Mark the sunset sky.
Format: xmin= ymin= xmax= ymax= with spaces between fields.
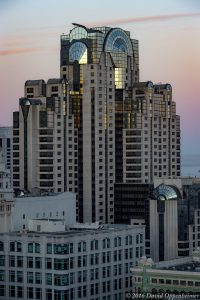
xmin=0 ymin=0 xmax=200 ymax=155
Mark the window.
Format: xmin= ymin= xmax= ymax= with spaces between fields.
xmin=27 ymin=272 xmax=34 ymax=284
xmin=78 ymin=241 xmax=86 ymax=252
xmin=0 ymin=285 xmax=5 ymax=297
xmin=27 ymin=287 xmax=34 ymax=299
xmin=9 ymin=285 xmax=15 ymax=298
xmin=35 ymin=243 xmax=40 ymax=253
xmin=17 ymin=271 xmax=23 ymax=283
xmin=10 ymin=242 xmax=15 ymax=252
xmin=91 ymin=240 xmax=98 ymax=251
xmin=17 ymin=286 xmax=23 ymax=298
xmin=46 ymin=273 xmax=52 ymax=285
xmin=35 ymin=272 xmax=42 ymax=284
xmin=54 ymin=243 xmax=73 ymax=254
xmin=27 ymin=257 xmax=33 ymax=268
xmin=9 ymin=256 xmax=15 ymax=267
xmin=28 ymin=243 xmax=33 ymax=253
xmin=114 ymin=237 xmax=122 ymax=247
xmin=35 ymin=257 xmax=42 ymax=269
xmin=16 ymin=242 xmax=22 ymax=252
xmin=47 ymin=244 xmax=52 ymax=254
xmin=54 ymin=258 xmax=68 ymax=270
xmin=46 ymin=258 xmax=52 ymax=269
xmin=35 ymin=288 xmax=42 ymax=300
xmin=46 ymin=289 xmax=52 ymax=300
xmin=0 ymin=270 xmax=5 ymax=281
xmin=0 ymin=242 xmax=3 ymax=252
xmin=102 ymin=238 xmax=110 ymax=249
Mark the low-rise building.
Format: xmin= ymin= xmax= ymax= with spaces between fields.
xmin=12 ymin=192 xmax=76 ymax=231
xmin=131 ymin=249 xmax=200 ymax=298
xmin=0 ymin=192 xmax=76 ymax=233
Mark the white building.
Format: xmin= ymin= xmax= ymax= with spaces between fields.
xmin=0 ymin=222 xmax=145 ymax=300
xmin=12 ymin=192 xmax=76 ymax=231
xmin=0 ymin=192 xmax=75 ymax=233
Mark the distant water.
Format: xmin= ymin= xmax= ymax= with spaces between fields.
xmin=181 ymin=154 xmax=200 ymax=177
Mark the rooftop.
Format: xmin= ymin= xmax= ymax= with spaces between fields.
xmin=0 ymin=224 xmax=144 ymax=238
xmin=157 ymin=261 xmax=200 ymax=272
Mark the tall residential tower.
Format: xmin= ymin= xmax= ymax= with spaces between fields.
xmin=12 ymin=24 xmax=180 ymax=223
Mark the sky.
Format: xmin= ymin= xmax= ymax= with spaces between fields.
xmin=0 ymin=0 xmax=200 ymax=155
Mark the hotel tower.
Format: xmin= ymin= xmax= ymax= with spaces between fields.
xmin=12 ymin=24 xmax=180 ymax=223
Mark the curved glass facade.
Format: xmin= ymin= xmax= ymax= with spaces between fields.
xmin=152 ymin=184 xmax=179 ymax=201
xmin=69 ymin=42 xmax=88 ymax=64
xmin=70 ymin=27 xmax=88 ymax=42
xmin=104 ymin=28 xmax=133 ymax=55
xmin=104 ymin=28 xmax=134 ymax=89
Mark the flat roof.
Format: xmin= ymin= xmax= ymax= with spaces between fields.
xmin=160 ymin=262 xmax=200 ymax=272
xmin=0 ymin=224 xmax=144 ymax=238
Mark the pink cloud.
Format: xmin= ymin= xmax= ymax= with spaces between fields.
xmin=0 ymin=47 xmax=41 ymax=56
xmin=86 ymin=12 xmax=200 ymax=27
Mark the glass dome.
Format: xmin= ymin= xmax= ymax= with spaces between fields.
xmin=152 ymin=184 xmax=179 ymax=201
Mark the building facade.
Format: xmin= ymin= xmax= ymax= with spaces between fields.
xmin=0 ymin=223 xmax=145 ymax=300
xmin=114 ymin=178 xmax=200 ymax=262
xmin=123 ymin=82 xmax=181 ymax=183
xmin=0 ymin=126 xmax=12 ymax=170
xmin=13 ymin=80 xmax=67 ymax=195
xmin=149 ymin=178 xmax=200 ymax=262
xmin=0 ymin=191 xmax=76 ymax=233
xmin=131 ymin=253 xmax=200 ymax=297
xmin=0 ymin=148 xmax=13 ymax=201
xmin=114 ymin=183 xmax=152 ymax=224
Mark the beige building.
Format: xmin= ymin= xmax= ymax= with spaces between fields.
xmin=12 ymin=24 xmax=180 ymax=224
xmin=123 ymin=82 xmax=181 ymax=184
xmin=131 ymin=251 xmax=200 ymax=297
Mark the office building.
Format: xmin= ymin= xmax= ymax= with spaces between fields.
xmin=0 ymin=204 xmax=145 ymax=300
xmin=131 ymin=251 xmax=200 ymax=297
xmin=114 ymin=183 xmax=152 ymax=224
xmin=13 ymin=24 xmax=180 ymax=223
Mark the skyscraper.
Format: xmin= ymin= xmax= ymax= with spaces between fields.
xmin=60 ymin=25 xmax=140 ymax=223
xmin=13 ymin=24 xmax=180 ymax=223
